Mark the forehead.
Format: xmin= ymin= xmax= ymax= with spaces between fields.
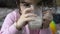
xmin=20 ymin=0 xmax=41 ymax=4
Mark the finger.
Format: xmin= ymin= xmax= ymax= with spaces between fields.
xmin=22 ymin=8 xmax=33 ymax=14
xmin=24 ymin=13 xmax=37 ymax=18
xmin=25 ymin=17 xmax=36 ymax=22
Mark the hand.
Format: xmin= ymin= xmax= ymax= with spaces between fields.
xmin=42 ymin=10 xmax=53 ymax=29
xmin=16 ymin=8 xmax=37 ymax=30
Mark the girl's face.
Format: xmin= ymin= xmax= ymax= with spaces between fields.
xmin=20 ymin=0 xmax=42 ymax=12
xmin=20 ymin=0 xmax=53 ymax=28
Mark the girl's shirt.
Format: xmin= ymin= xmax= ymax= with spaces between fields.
xmin=0 ymin=9 xmax=51 ymax=34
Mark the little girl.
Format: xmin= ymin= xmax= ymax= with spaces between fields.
xmin=0 ymin=0 xmax=55 ymax=34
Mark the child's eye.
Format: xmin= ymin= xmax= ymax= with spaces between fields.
xmin=21 ymin=2 xmax=31 ymax=7
xmin=24 ymin=3 xmax=30 ymax=7
xmin=21 ymin=2 xmax=30 ymax=7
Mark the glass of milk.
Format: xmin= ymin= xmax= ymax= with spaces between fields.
xmin=28 ymin=7 xmax=43 ymax=29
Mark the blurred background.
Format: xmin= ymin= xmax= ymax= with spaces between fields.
xmin=0 ymin=0 xmax=60 ymax=29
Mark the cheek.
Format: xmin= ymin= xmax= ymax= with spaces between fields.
xmin=21 ymin=9 xmax=26 ymax=14
xmin=21 ymin=7 xmax=26 ymax=11
xmin=20 ymin=7 xmax=27 ymax=13
xmin=20 ymin=5 xmax=26 ymax=11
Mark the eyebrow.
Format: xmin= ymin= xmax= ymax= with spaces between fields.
xmin=20 ymin=0 xmax=42 ymax=5
xmin=20 ymin=0 xmax=24 ymax=3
